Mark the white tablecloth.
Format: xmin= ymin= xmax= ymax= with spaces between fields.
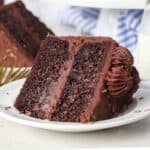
xmin=0 ymin=117 xmax=150 ymax=149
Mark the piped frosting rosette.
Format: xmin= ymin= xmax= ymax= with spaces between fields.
xmin=106 ymin=46 xmax=134 ymax=97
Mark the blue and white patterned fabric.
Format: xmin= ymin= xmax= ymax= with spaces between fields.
xmin=116 ymin=10 xmax=143 ymax=52
xmin=60 ymin=7 xmax=143 ymax=53
xmin=60 ymin=7 xmax=99 ymax=35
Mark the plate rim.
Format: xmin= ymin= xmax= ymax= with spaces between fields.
xmin=0 ymin=79 xmax=150 ymax=132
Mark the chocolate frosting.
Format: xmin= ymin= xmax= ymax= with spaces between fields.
xmin=106 ymin=46 xmax=134 ymax=97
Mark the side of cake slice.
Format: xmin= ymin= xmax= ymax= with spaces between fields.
xmin=0 ymin=1 xmax=54 ymax=66
xmin=15 ymin=36 xmax=140 ymax=123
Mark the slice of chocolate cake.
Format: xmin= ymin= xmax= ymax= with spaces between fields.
xmin=0 ymin=1 xmax=54 ymax=66
xmin=15 ymin=36 xmax=140 ymax=123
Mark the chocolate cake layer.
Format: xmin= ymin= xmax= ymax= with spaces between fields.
xmin=0 ymin=1 xmax=54 ymax=66
xmin=4 ymin=1 xmax=54 ymax=44
xmin=0 ymin=10 xmax=38 ymax=58
xmin=15 ymin=36 xmax=140 ymax=123
xmin=51 ymin=41 xmax=115 ymax=122
xmin=15 ymin=37 xmax=74 ymax=118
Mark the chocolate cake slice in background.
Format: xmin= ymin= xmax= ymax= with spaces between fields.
xmin=15 ymin=36 xmax=140 ymax=123
xmin=0 ymin=1 xmax=54 ymax=67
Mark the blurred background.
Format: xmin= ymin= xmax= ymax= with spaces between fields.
xmin=3 ymin=0 xmax=150 ymax=79
xmin=5 ymin=0 xmax=78 ymax=36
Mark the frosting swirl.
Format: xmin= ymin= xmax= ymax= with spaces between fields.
xmin=106 ymin=46 xmax=134 ymax=97
xmin=112 ymin=46 xmax=133 ymax=66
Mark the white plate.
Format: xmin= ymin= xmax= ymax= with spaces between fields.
xmin=0 ymin=79 xmax=150 ymax=132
